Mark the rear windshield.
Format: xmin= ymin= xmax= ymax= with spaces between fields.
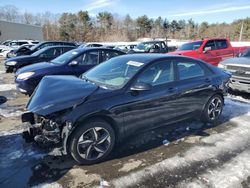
xmin=177 ymin=41 xmax=203 ymax=51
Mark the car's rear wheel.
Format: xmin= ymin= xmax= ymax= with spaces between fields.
xmin=68 ymin=119 xmax=115 ymax=165
xmin=202 ymin=94 xmax=223 ymax=123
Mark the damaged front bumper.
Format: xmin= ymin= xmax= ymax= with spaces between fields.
xmin=21 ymin=111 xmax=70 ymax=154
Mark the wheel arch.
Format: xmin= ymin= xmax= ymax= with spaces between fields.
xmin=202 ymin=92 xmax=224 ymax=112
xmin=69 ymin=113 xmax=122 ymax=144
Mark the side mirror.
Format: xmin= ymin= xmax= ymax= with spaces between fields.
xmin=203 ymin=47 xmax=211 ymax=53
xmin=68 ymin=60 xmax=78 ymax=66
xmin=130 ymin=82 xmax=152 ymax=91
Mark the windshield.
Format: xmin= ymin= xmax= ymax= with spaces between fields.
xmin=83 ymin=57 xmax=145 ymax=89
xmin=177 ymin=41 xmax=203 ymax=51
xmin=135 ymin=42 xmax=153 ymax=51
xmin=51 ymin=49 xmax=78 ymax=64
xmin=2 ymin=41 xmax=11 ymax=46
xmin=242 ymin=48 xmax=250 ymax=57
xmin=78 ymin=44 xmax=87 ymax=48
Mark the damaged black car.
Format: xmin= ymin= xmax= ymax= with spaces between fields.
xmin=22 ymin=54 xmax=231 ymax=165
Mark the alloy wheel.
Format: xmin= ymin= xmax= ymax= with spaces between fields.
xmin=76 ymin=127 xmax=111 ymax=161
xmin=207 ymin=97 xmax=222 ymax=120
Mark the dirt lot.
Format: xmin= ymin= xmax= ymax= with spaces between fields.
xmin=0 ymin=58 xmax=250 ymax=188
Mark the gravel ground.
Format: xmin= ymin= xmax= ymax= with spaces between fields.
xmin=0 ymin=58 xmax=250 ymax=188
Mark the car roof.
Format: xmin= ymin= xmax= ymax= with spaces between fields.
xmin=189 ymin=38 xmax=229 ymax=43
xmin=41 ymin=41 xmax=76 ymax=44
xmin=73 ymin=47 xmax=125 ymax=54
xmin=36 ymin=45 xmax=75 ymax=51
xmin=110 ymin=54 xmax=180 ymax=64
xmin=142 ymin=40 xmax=165 ymax=43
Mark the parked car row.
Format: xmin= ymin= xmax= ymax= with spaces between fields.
xmin=3 ymin=38 xmax=250 ymax=96
xmin=5 ymin=46 xmax=76 ymax=73
xmin=0 ymin=39 xmax=39 ymax=58
xmin=15 ymin=47 xmax=125 ymax=95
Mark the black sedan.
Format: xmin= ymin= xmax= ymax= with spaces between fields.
xmin=12 ymin=41 xmax=77 ymax=57
xmin=6 ymin=44 xmax=35 ymax=58
xmin=5 ymin=46 xmax=75 ymax=73
xmin=22 ymin=54 xmax=231 ymax=164
xmin=15 ymin=47 xmax=125 ymax=95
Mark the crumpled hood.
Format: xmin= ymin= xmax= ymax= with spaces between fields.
xmin=220 ymin=57 xmax=250 ymax=65
xmin=27 ymin=75 xmax=98 ymax=116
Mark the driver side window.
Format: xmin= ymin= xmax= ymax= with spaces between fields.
xmin=204 ymin=40 xmax=216 ymax=51
xmin=136 ymin=61 xmax=174 ymax=86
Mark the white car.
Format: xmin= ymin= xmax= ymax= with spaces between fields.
xmin=0 ymin=46 xmax=14 ymax=58
xmin=0 ymin=40 xmax=39 ymax=58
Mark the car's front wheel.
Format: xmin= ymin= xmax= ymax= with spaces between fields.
xmin=202 ymin=94 xmax=223 ymax=123
xmin=68 ymin=119 xmax=115 ymax=165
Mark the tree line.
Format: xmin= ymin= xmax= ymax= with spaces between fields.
xmin=1 ymin=5 xmax=250 ymax=42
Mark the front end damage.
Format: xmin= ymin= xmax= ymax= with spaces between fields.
xmin=22 ymin=110 xmax=72 ymax=154
xmin=21 ymin=75 xmax=100 ymax=154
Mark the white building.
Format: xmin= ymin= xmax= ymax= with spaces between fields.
xmin=0 ymin=20 xmax=43 ymax=42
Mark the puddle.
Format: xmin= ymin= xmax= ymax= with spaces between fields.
xmin=0 ymin=84 xmax=16 ymax=92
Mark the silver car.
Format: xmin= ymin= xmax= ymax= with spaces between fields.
xmin=218 ymin=48 xmax=250 ymax=93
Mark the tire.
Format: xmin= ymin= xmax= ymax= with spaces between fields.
xmin=13 ymin=67 xmax=17 ymax=73
xmin=68 ymin=119 xmax=115 ymax=165
xmin=201 ymin=94 xmax=224 ymax=123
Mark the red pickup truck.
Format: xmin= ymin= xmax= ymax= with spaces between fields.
xmin=170 ymin=38 xmax=248 ymax=66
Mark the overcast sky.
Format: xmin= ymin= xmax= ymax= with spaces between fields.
xmin=1 ymin=0 xmax=250 ymax=23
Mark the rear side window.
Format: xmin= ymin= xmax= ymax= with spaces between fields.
xmin=160 ymin=42 xmax=166 ymax=49
xmin=215 ymin=40 xmax=228 ymax=49
xmin=177 ymin=61 xmax=205 ymax=80
xmin=100 ymin=50 xmax=123 ymax=62
xmin=63 ymin=47 xmax=74 ymax=53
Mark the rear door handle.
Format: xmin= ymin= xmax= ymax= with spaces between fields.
xmin=205 ymin=78 xmax=211 ymax=83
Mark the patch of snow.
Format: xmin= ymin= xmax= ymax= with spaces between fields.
xmin=8 ymin=150 xmax=23 ymax=160
xmin=118 ymin=160 xmax=142 ymax=172
xmin=112 ymin=116 xmax=250 ymax=188
xmin=0 ymin=129 xmax=24 ymax=136
xmin=0 ymin=109 xmax=23 ymax=117
xmin=227 ymin=94 xmax=250 ymax=104
xmin=178 ymin=150 xmax=250 ymax=188
xmin=31 ymin=182 xmax=62 ymax=188
xmin=0 ymin=84 xmax=16 ymax=91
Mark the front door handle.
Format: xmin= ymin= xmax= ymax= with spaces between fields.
xmin=168 ymin=87 xmax=178 ymax=93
